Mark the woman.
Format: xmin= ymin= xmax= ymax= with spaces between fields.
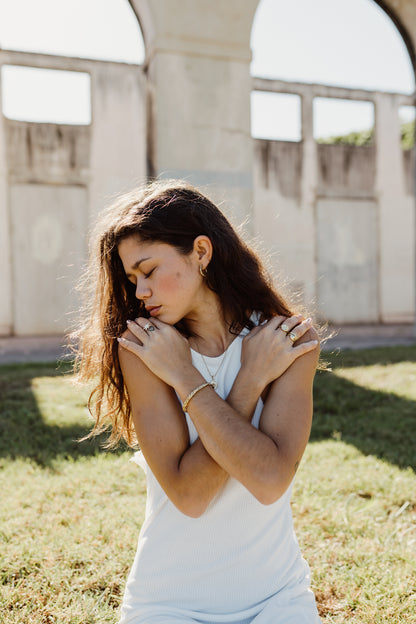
xmin=76 ymin=180 xmax=321 ymax=623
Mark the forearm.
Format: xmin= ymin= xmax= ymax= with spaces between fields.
xmin=175 ymin=367 xmax=264 ymax=514
xmin=175 ymin=369 xmax=283 ymax=505
xmin=184 ymin=391 xmax=280 ymax=504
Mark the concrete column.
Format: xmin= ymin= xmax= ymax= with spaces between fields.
xmin=89 ymin=62 xmax=147 ymax=222
xmin=0 ymin=65 xmax=13 ymax=335
xmin=375 ymin=91 xmax=415 ymax=322
xmin=133 ymin=0 xmax=259 ymax=230
xmin=300 ymin=92 xmax=318 ymax=308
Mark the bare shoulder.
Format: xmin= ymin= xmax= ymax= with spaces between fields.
xmin=275 ymin=324 xmax=320 ymax=390
xmin=118 ymin=329 xmax=151 ymax=382
xmin=118 ymin=329 xmax=179 ymax=411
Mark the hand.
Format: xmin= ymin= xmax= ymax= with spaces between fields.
xmin=118 ymin=317 xmax=194 ymax=388
xmin=241 ymin=315 xmax=318 ymax=390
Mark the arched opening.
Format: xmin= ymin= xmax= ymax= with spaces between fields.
xmin=0 ymin=0 xmax=145 ymax=125
xmin=250 ymin=0 xmax=416 ymax=326
xmin=0 ymin=0 xmax=145 ymax=63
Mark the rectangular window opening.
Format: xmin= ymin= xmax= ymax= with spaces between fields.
xmin=251 ymin=91 xmax=301 ymax=142
xmin=314 ymin=97 xmax=374 ymax=145
xmin=1 ymin=65 xmax=91 ymax=125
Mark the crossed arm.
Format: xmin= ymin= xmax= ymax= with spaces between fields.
xmin=119 ymin=316 xmax=319 ymax=517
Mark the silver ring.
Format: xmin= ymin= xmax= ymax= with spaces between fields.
xmin=280 ymin=323 xmax=290 ymax=333
xmin=143 ymin=323 xmax=155 ymax=332
xmin=288 ymin=331 xmax=297 ymax=343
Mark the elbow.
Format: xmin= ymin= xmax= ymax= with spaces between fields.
xmin=172 ymin=493 xmax=209 ymax=519
xmin=252 ymin=470 xmax=291 ymax=506
xmin=255 ymin=488 xmax=282 ymax=506
xmin=182 ymin=507 xmax=206 ymax=519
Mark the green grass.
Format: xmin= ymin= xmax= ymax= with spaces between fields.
xmin=1 ymin=347 xmax=415 ymax=623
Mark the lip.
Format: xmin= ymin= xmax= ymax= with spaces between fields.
xmin=146 ymin=305 xmax=161 ymax=316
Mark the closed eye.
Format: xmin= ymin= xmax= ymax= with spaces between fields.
xmin=144 ymin=268 xmax=155 ymax=279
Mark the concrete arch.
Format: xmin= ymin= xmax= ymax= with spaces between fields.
xmin=251 ymin=0 xmax=416 ymax=90
xmin=128 ymin=0 xmax=154 ymax=60
xmin=130 ymin=0 xmax=257 ymax=62
xmin=376 ymin=0 xmax=416 ymax=78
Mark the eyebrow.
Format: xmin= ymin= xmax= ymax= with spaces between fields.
xmin=126 ymin=256 xmax=151 ymax=278
xmin=131 ymin=257 xmax=151 ymax=271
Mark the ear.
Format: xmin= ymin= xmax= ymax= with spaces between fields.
xmin=192 ymin=235 xmax=213 ymax=269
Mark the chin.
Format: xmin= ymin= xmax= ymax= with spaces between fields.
xmin=162 ymin=311 xmax=186 ymax=327
xmin=154 ymin=311 xmax=175 ymax=325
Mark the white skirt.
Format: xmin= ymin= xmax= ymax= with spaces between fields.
xmin=119 ymin=584 xmax=321 ymax=624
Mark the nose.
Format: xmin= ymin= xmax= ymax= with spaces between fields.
xmin=135 ymin=279 xmax=151 ymax=300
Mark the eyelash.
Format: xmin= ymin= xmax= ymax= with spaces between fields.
xmin=144 ymin=268 xmax=154 ymax=279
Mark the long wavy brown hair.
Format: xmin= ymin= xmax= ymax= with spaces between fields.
xmin=73 ymin=180 xmax=296 ymax=448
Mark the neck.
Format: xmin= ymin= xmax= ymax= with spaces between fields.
xmin=184 ymin=295 xmax=233 ymax=357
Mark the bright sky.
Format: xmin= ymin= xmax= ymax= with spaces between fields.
xmin=0 ymin=0 xmax=414 ymax=140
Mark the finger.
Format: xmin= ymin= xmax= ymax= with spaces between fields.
xmin=245 ymin=315 xmax=286 ymax=340
xmin=136 ymin=318 xmax=157 ymax=333
xmin=117 ymin=336 xmax=143 ymax=355
xmin=295 ymin=318 xmax=314 ymax=339
xmin=292 ymin=339 xmax=319 ymax=356
xmin=277 ymin=314 xmax=304 ymax=334
xmin=146 ymin=317 xmax=165 ymax=330
xmin=266 ymin=316 xmax=288 ymax=331
xmin=120 ymin=328 xmax=139 ymax=342
xmin=285 ymin=317 xmax=313 ymax=343
xmin=126 ymin=319 xmax=149 ymax=339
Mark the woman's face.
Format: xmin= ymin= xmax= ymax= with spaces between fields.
xmin=117 ymin=236 xmax=207 ymax=325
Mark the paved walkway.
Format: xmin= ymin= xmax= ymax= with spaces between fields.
xmin=0 ymin=324 xmax=415 ymax=364
xmin=321 ymin=323 xmax=416 ymax=351
xmin=0 ymin=335 xmax=74 ymax=364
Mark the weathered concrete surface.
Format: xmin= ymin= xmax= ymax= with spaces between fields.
xmin=316 ymin=199 xmax=379 ymax=323
xmin=317 ymin=144 xmax=376 ymax=195
xmin=10 ymin=183 xmax=88 ymax=335
xmin=253 ymin=81 xmax=415 ymax=326
xmin=5 ymin=121 xmax=90 ymax=185
xmin=374 ymin=91 xmax=415 ymax=323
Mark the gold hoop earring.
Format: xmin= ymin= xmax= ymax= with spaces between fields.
xmin=199 ymin=265 xmax=207 ymax=278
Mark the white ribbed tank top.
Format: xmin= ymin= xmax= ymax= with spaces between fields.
xmin=119 ymin=324 xmax=320 ymax=624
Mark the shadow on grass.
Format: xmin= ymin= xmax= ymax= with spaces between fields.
xmin=1 ymin=347 xmax=415 ymax=471
xmin=0 ymin=360 xmax=129 ymax=467
xmin=312 ymin=346 xmax=416 ymax=470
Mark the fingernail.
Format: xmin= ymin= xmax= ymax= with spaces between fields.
xmin=126 ymin=319 xmax=131 ymax=324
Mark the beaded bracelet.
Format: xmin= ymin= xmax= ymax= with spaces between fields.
xmin=182 ymin=381 xmax=216 ymax=412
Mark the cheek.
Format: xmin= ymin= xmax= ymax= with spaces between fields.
xmin=158 ymin=268 xmax=195 ymax=297
xmin=158 ymin=271 xmax=184 ymax=294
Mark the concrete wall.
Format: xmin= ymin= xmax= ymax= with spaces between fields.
xmin=253 ymin=79 xmax=415 ymax=324
xmin=0 ymin=50 xmax=147 ymax=335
